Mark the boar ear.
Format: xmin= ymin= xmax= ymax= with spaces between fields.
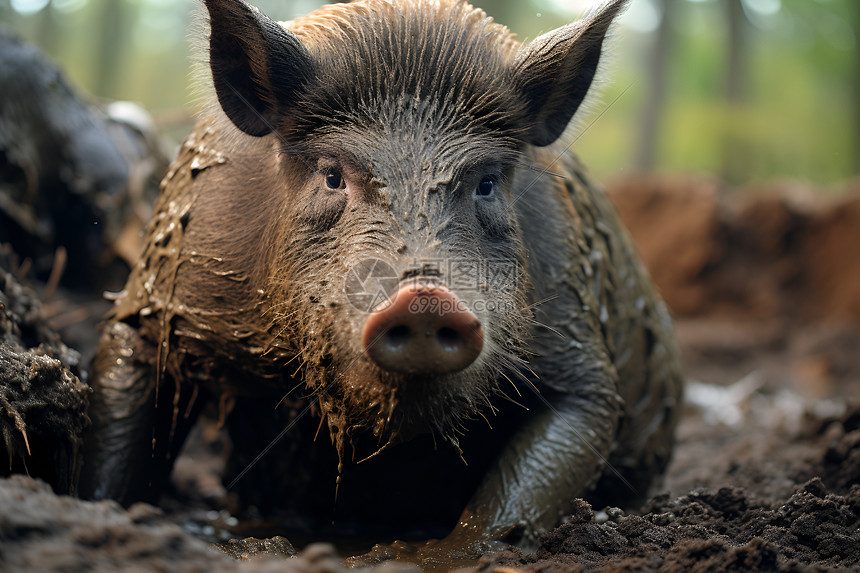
xmin=204 ymin=0 xmax=313 ymax=136
xmin=513 ymin=0 xmax=627 ymax=147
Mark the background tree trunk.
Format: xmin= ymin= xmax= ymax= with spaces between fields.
xmin=34 ymin=1 xmax=61 ymax=60
xmin=851 ymin=1 xmax=860 ymax=175
xmin=92 ymin=0 xmax=133 ymax=99
xmin=635 ymin=0 xmax=674 ymax=171
xmin=721 ymin=0 xmax=749 ymax=182
xmin=724 ymin=0 xmax=747 ymax=104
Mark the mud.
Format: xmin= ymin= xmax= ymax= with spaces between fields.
xmin=475 ymin=409 xmax=860 ymax=572
xmin=2 ymin=177 xmax=860 ymax=571
xmin=3 ymin=396 xmax=857 ymax=572
xmin=0 ymin=28 xmax=166 ymax=291
xmin=608 ymin=174 xmax=860 ymax=322
xmin=2 ymin=473 xmax=375 ymax=573
xmin=0 ymin=268 xmax=89 ymax=494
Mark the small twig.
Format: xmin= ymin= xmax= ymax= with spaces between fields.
xmin=43 ymin=246 xmax=67 ymax=303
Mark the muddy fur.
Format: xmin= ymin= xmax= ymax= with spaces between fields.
xmin=81 ymin=0 xmax=681 ymax=552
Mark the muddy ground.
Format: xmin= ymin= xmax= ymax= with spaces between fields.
xmin=2 ymin=174 xmax=859 ymax=571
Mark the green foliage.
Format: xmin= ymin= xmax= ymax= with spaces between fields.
xmin=2 ymin=0 xmax=858 ymax=185
xmin=576 ymin=0 xmax=859 ymax=185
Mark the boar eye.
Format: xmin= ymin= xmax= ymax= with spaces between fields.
xmin=325 ymin=169 xmax=344 ymax=190
xmin=475 ymin=176 xmax=496 ymax=198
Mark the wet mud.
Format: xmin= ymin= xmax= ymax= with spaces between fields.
xmin=476 ymin=410 xmax=860 ymax=572
xmin=0 ymin=269 xmax=89 ymax=494
xmin=1 ymin=176 xmax=859 ymax=571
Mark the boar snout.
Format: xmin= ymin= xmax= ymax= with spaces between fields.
xmin=362 ymin=281 xmax=484 ymax=375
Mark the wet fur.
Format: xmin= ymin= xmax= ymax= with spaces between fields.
xmin=82 ymin=0 xmax=682 ymax=543
xmin=192 ymin=0 xmax=544 ymax=456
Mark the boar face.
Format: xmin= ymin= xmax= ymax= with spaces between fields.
xmin=202 ymin=0 xmax=624 ymax=457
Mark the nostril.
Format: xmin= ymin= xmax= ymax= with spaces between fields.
xmin=384 ymin=325 xmax=410 ymax=351
xmin=362 ymin=283 xmax=484 ymax=374
xmin=436 ymin=327 xmax=461 ymax=352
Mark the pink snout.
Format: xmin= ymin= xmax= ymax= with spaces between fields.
xmin=361 ymin=282 xmax=484 ymax=375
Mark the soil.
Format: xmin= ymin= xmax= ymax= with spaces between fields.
xmin=2 ymin=174 xmax=860 ymax=571
xmin=0 ymin=268 xmax=89 ymax=495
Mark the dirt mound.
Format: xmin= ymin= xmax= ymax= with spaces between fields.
xmin=478 ymin=482 xmax=859 ymax=572
xmin=0 ymin=475 xmax=234 ymax=573
xmin=0 ymin=28 xmax=165 ymax=291
xmin=607 ymin=174 xmax=860 ymax=322
xmin=475 ymin=407 xmax=860 ymax=572
xmin=0 ymin=268 xmax=89 ymax=494
xmin=4 ymin=403 xmax=857 ymax=572
xmin=0 ymin=474 xmax=425 ymax=572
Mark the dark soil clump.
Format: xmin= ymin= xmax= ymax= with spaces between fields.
xmin=0 ymin=269 xmax=89 ymax=494
xmin=476 ymin=408 xmax=860 ymax=572
xmin=477 ymin=481 xmax=859 ymax=572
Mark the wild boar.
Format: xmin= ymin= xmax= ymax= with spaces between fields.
xmin=81 ymin=0 xmax=682 ymax=560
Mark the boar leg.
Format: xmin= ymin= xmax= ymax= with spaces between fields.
xmin=354 ymin=368 xmax=622 ymax=566
xmin=80 ymin=321 xmax=202 ymax=504
xmin=457 ymin=381 xmax=622 ymax=549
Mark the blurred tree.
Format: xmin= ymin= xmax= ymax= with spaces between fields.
xmin=851 ymin=1 xmax=860 ymax=175
xmin=635 ymin=0 xmax=674 ymax=171
xmin=33 ymin=1 xmax=60 ymax=58
xmin=721 ymin=0 xmax=750 ymax=183
xmin=92 ymin=0 xmax=135 ymax=99
xmin=723 ymin=0 xmax=747 ymax=103
xmin=2 ymin=0 xmax=858 ymax=184
xmin=0 ymin=0 xmax=15 ymax=24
